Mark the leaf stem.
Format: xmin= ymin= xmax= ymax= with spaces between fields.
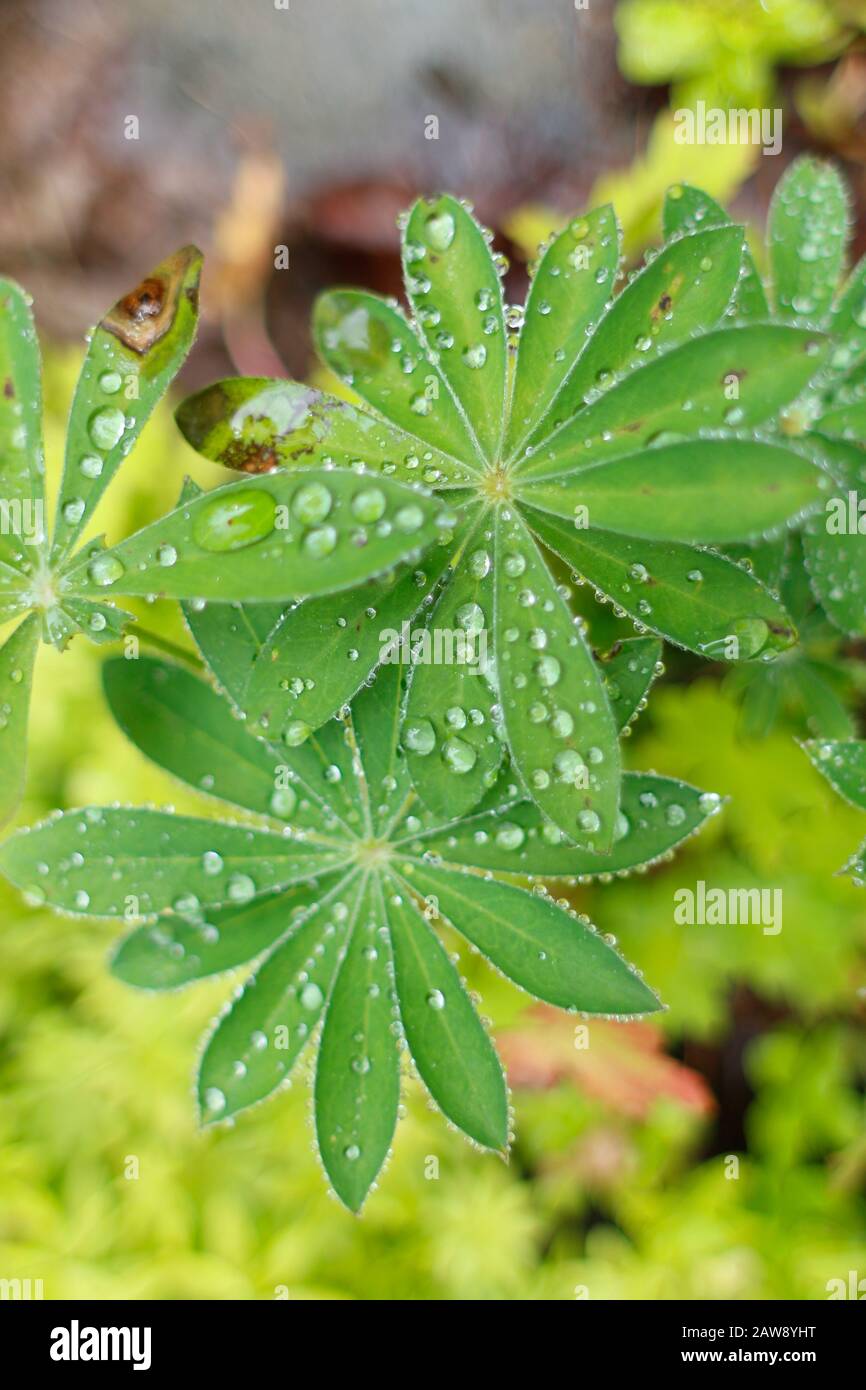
xmin=134 ymin=625 xmax=204 ymax=670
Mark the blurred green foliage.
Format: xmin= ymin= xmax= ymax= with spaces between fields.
xmin=0 ymin=354 xmax=864 ymax=1298
xmin=615 ymin=0 xmax=864 ymax=111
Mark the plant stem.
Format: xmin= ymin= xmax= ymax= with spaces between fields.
xmin=134 ymin=625 xmax=204 ymax=670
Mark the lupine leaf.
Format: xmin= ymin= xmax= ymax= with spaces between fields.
xmin=242 ymin=516 xmax=471 ymax=734
xmin=402 ymin=514 xmax=503 ymax=820
xmin=0 ymin=808 xmax=346 ymax=917
xmin=802 ymin=739 xmax=866 ymax=812
xmin=522 ymin=439 xmax=822 ymax=545
xmin=494 ymin=507 xmax=620 ymax=845
xmin=50 ymin=246 xmax=202 ymax=562
xmin=348 ymin=659 xmax=413 ymax=837
xmin=410 ymin=772 xmax=722 ymax=879
xmin=174 ymin=377 xmax=478 ymax=490
xmin=515 ymin=325 xmax=827 ymax=479
xmin=396 ymin=859 xmax=661 ymax=1015
xmin=768 ymin=157 xmax=848 ymax=326
xmin=0 ymin=279 xmax=46 ymax=567
xmin=403 ymin=194 xmax=507 ymax=463
xmin=504 ymin=204 xmax=621 ymax=458
xmin=526 ymin=507 xmax=797 ymax=661
xmin=198 ymin=874 xmax=360 ymax=1124
xmin=58 ymin=469 xmax=455 ymax=602
xmin=662 ymin=183 xmax=767 ymax=320
xmin=601 ymin=636 xmax=663 ymax=731
xmin=112 ymin=876 xmax=346 ymax=990
xmin=315 ymin=875 xmax=401 ymax=1211
xmin=0 ymin=614 xmax=40 ymax=826
xmin=802 ymin=441 xmax=866 ymax=636
xmin=521 ymin=224 xmax=745 ymax=450
xmin=102 ymin=654 xmax=334 ymax=831
xmin=384 ymin=876 xmax=508 ymax=1149
xmin=313 ymin=290 xmax=479 ymax=466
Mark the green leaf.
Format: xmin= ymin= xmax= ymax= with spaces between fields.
xmin=662 ymin=183 xmax=768 ymax=320
xmin=50 ymin=246 xmax=202 ymax=562
xmin=184 ymin=595 xmax=285 ymax=708
xmin=516 ymin=325 xmax=827 ymax=479
xmin=384 ymin=875 xmax=507 ymax=1149
xmin=410 ymin=772 xmax=722 ymax=879
xmin=601 ymin=636 xmax=663 ymax=731
xmin=522 ymin=439 xmax=822 ymax=545
xmin=0 ymin=279 xmax=46 ymax=566
xmin=396 ymin=859 xmax=662 ymax=1015
xmin=175 ymin=377 xmax=478 ymax=490
xmin=102 ymin=654 xmax=335 ymax=830
xmin=526 ymin=506 xmax=796 ymax=661
xmin=348 ymin=659 xmax=413 ymax=838
xmin=802 ymin=445 xmax=866 ymax=635
xmin=313 ymin=290 xmax=479 ymax=466
xmin=402 ymin=516 xmax=503 ymax=820
xmin=802 ymin=739 xmax=866 ymax=812
xmin=242 ymin=518 xmax=469 ymax=734
xmin=112 ymin=876 xmax=345 ymax=990
xmin=768 ymin=157 xmax=848 ymax=326
xmin=197 ymin=874 xmax=359 ymax=1123
xmin=315 ymin=876 xmax=400 ymax=1211
xmin=826 ymin=251 xmax=866 ymax=379
xmin=521 ymin=224 xmax=745 ymax=451
xmin=58 ymin=598 xmax=134 ymax=646
xmin=0 ymin=808 xmax=346 ymax=917
xmin=495 ymin=508 xmax=620 ymax=845
xmin=0 ymin=614 xmax=40 ymax=826
xmin=813 ymin=398 xmax=866 ymax=442
xmin=505 ymin=205 xmax=621 ymax=457
xmin=403 ymin=195 xmax=506 ymax=463
xmin=58 ymin=469 xmax=456 ymax=602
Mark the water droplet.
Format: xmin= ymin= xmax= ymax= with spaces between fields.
xmin=87 ymin=553 xmax=125 ymax=587
xmin=79 ymin=454 xmax=104 ymax=479
xmin=403 ymin=718 xmax=436 ymax=755
xmin=193 ymin=489 xmax=277 ymax=552
xmin=424 ymin=210 xmax=456 ymax=251
xmin=292 ymin=481 xmax=333 ymax=524
xmin=98 ymin=370 xmax=123 ymax=394
xmin=462 ymin=344 xmax=487 ymax=369
xmin=442 ymin=737 xmax=477 ymax=774
xmin=269 ymin=785 xmax=297 ymax=818
xmin=227 ymin=873 xmax=256 ymax=903
xmin=202 ymin=850 xmax=224 ymax=876
xmin=284 ymin=720 xmax=312 ymax=747
xmin=156 ymin=543 xmax=178 ymax=567
xmin=300 ymin=982 xmax=323 ymax=1010
xmin=88 ymin=406 xmax=125 ymax=451
xmin=303 ymin=524 xmax=338 ymax=558
xmin=426 ymin=988 xmax=446 ymax=1010
xmin=495 ymin=822 xmax=525 ymax=850
xmin=351 ymin=487 xmax=386 ymax=523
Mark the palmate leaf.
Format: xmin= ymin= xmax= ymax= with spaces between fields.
xmin=177 ymin=194 xmax=818 ymax=839
xmin=667 ymin=160 xmax=866 ymax=644
xmin=0 ymin=649 xmax=722 ymax=1211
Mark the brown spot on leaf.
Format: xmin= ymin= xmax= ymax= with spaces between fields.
xmin=102 ymin=245 xmax=201 ymax=355
xmin=3 ymin=378 xmax=13 ymax=398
